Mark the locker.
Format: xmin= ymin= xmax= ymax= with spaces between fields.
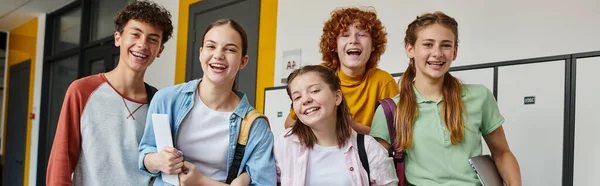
xmin=573 ymin=56 xmax=600 ymax=186
xmin=498 ymin=60 xmax=565 ymax=186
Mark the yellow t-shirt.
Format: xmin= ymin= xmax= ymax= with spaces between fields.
xmin=290 ymin=67 xmax=399 ymax=127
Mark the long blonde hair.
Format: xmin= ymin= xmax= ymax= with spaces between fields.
xmin=396 ymin=11 xmax=465 ymax=151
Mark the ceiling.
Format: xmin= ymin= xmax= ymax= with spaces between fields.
xmin=0 ymin=0 xmax=75 ymax=32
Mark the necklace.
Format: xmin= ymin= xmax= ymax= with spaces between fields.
xmin=122 ymin=97 xmax=145 ymax=120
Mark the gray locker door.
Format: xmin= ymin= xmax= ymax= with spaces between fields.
xmin=498 ymin=60 xmax=565 ymax=186
xmin=450 ymin=68 xmax=495 ymax=155
xmin=573 ymin=56 xmax=600 ymax=186
xmin=3 ymin=61 xmax=31 ymax=186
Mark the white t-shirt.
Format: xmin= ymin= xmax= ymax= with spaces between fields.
xmin=306 ymin=144 xmax=352 ymax=185
xmin=176 ymin=93 xmax=232 ymax=182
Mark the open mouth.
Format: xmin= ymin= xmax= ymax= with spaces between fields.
xmin=131 ymin=51 xmax=148 ymax=59
xmin=303 ymin=107 xmax=321 ymax=115
xmin=209 ymin=63 xmax=228 ymax=70
xmin=426 ymin=61 xmax=445 ymax=66
xmin=346 ymin=48 xmax=362 ymax=56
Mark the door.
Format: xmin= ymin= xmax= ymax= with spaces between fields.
xmin=186 ymin=0 xmax=260 ymax=106
xmin=3 ymin=60 xmax=31 ymax=186
xmin=497 ymin=61 xmax=565 ymax=186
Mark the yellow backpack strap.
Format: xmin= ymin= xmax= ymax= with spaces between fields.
xmin=237 ymin=109 xmax=270 ymax=146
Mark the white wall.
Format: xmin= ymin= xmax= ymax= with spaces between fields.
xmin=274 ymin=0 xmax=600 ymax=86
xmin=144 ymin=0 xmax=179 ymax=89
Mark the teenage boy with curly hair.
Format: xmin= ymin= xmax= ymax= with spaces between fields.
xmin=46 ymin=1 xmax=173 ymax=185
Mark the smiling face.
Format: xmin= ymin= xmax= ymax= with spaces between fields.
xmin=199 ymin=24 xmax=248 ymax=86
xmin=114 ymin=19 xmax=164 ymax=72
xmin=289 ymin=72 xmax=342 ymax=128
xmin=336 ymin=23 xmax=373 ymax=74
xmin=406 ymin=24 xmax=458 ymax=81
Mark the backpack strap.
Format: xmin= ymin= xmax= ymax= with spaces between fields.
xmin=225 ymin=109 xmax=269 ymax=184
xmin=378 ymin=98 xmax=397 ymax=149
xmin=377 ymin=98 xmax=408 ymax=185
xmin=144 ymin=83 xmax=158 ymax=103
xmin=357 ymin=134 xmax=371 ymax=186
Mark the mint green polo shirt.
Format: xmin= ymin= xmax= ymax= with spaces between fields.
xmin=370 ymin=84 xmax=504 ymax=186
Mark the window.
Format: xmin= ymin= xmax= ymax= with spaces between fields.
xmin=89 ymin=0 xmax=130 ymax=41
xmin=53 ymin=7 xmax=82 ymax=54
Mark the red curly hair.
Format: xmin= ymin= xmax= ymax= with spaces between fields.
xmin=320 ymin=7 xmax=387 ymax=71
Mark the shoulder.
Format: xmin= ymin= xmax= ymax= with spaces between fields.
xmin=363 ymin=134 xmax=386 ymax=152
xmin=66 ymin=74 xmax=106 ymax=99
xmin=249 ymin=114 xmax=270 ymax=131
xmin=152 ymin=79 xmax=200 ymax=102
xmin=462 ymin=84 xmax=493 ymax=98
xmin=274 ymin=129 xmax=300 ymax=152
xmin=367 ymin=68 xmax=396 ymax=82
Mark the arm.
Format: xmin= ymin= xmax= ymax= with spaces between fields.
xmin=143 ymin=147 xmax=184 ymax=174
xmin=46 ymin=86 xmax=83 ymax=186
xmin=178 ymin=162 xmax=251 ymax=186
xmin=231 ymin=173 xmax=251 ymax=186
xmin=138 ymin=92 xmax=183 ymax=175
xmin=284 ymin=113 xmax=295 ymax=129
xmin=243 ymin=118 xmax=277 ymax=186
xmin=374 ymin=138 xmax=390 ymax=151
xmin=352 ymin=121 xmax=371 ymax=134
xmin=483 ymin=126 xmax=521 ymax=186
xmin=366 ymin=136 xmax=399 ymax=186
xmin=380 ymin=76 xmax=400 ymax=99
xmin=369 ymin=105 xmax=393 ymax=152
xmin=478 ymin=85 xmax=521 ymax=185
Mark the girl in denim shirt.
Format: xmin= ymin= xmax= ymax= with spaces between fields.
xmin=138 ymin=19 xmax=275 ymax=186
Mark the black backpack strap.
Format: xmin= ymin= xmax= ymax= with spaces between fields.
xmin=226 ymin=143 xmax=247 ymax=184
xmin=357 ymin=134 xmax=371 ymax=185
xmin=144 ymin=83 xmax=158 ymax=103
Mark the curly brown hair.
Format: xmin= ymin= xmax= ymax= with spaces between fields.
xmin=320 ymin=7 xmax=387 ymax=71
xmin=114 ymin=0 xmax=173 ymax=45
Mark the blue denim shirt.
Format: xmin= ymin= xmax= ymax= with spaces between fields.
xmin=138 ymin=79 xmax=276 ymax=186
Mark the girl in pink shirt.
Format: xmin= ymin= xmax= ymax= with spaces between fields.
xmin=274 ymin=65 xmax=398 ymax=186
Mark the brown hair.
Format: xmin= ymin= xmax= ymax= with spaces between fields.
xmin=396 ymin=11 xmax=465 ymax=151
xmin=202 ymin=19 xmax=249 ymax=56
xmin=285 ymin=65 xmax=353 ymax=148
xmin=114 ymin=0 xmax=173 ymax=45
xmin=320 ymin=7 xmax=387 ymax=71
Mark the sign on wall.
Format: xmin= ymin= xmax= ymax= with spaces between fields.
xmin=281 ymin=49 xmax=302 ymax=83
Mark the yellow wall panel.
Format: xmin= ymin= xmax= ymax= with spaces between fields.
xmin=3 ymin=17 xmax=38 ymax=186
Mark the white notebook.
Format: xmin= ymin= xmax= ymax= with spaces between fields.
xmin=152 ymin=114 xmax=179 ymax=186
